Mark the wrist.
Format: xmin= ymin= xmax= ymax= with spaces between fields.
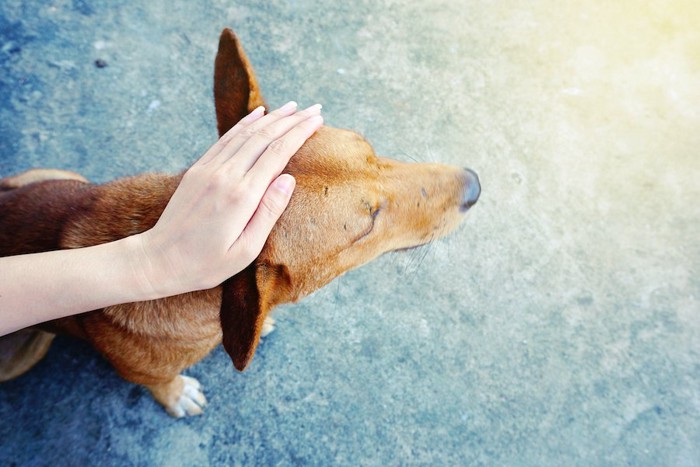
xmin=121 ymin=233 xmax=173 ymax=301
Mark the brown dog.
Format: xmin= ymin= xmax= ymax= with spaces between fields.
xmin=0 ymin=28 xmax=480 ymax=417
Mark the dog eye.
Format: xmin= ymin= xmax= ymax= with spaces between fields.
xmin=351 ymin=201 xmax=382 ymax=245
xmin=369 ymin=199 xmax=387 ymax=218
xmin=362 ymin=199 xmax=384 ymax=218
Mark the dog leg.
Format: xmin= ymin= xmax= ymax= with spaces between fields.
xmin=145 ymin=375 xmax=207 ymax=418
xmin=0 ymin=168 xmax=88 ymax=190
xmin=0 ymin=329 xmax=55 ymax=382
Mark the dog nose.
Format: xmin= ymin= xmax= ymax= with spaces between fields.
xmin=461 ymin=168 xmax=481 ymax=211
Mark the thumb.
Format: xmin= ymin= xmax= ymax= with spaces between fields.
xmin=231 ymin=174 xmax=296 ymax=261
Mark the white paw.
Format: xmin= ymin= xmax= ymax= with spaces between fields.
xmin=166 ymin=375 xmax=207 ymax=418
xmin=260 ymin=316 xmax=276 ymax=338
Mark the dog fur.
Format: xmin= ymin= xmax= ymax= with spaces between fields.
xmin=0 ymin=28 xmax=479 ymax=417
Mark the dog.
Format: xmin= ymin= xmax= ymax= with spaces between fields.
xmin=0 ymin=28 xmax=480 ymax=417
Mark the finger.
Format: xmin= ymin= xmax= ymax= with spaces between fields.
xmin=228 ymin=174 xmax=296 ymax=261
xmin=195 ymin=105 xmax=266 ymax=166
xmin=210 ymin=101 xmax=304 ymax=168
xmin=244 ymin=115 xmax=323 ymax=192
xmin=196 ymin=101 xmax=298 ymax=167
xmin=223 ymin=104 xmax=323 ymax=175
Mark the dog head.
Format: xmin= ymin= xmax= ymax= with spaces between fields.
xmin=215 ymin=29 xmax=480 ymax=370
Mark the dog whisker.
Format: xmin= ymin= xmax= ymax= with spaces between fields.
xmin=401 ymin=248 xmax=418 ymax=275
xmin=395 ymin=145 xmax=421 ymax=163
xmin=425 ymin=143 xmax=438 ymax=164
xmin=416 ymin=236 xmax=437 ymax=270
xmin=335 ymin=272 xmax=342 ymax=297
xmin=415 ymin=246 xmax=430 ymax=271
xmin=400 ymin=235 xmax=437 ymax=275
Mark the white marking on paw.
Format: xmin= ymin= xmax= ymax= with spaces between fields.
xmin=166 ymin=375 xmax=207 ymax=418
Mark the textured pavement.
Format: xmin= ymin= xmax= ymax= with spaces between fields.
xmin=1 ymin=1 xmax=699 ymax=465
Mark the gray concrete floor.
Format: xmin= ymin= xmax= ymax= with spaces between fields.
xmin=1 ymin=0 xmax=699 ymax=465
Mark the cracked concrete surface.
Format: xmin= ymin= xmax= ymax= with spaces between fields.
xmin=1 ymin=0 xmax=698 ymax=465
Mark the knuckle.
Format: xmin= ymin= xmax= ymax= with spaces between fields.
xmin=240 ymin=126 xmax=259 ymax=139
xmin=260 ymin=192 xmax=285 ymax=218
xmin=253 ymin=126 xmax=276 ymax=141
xmin=208 ymin=170 xmax=228 ymax=190
xmin=266 ymin=138 xmax=288 ymax=155
xmin=226 ymin=180 xmax=249 ymax=202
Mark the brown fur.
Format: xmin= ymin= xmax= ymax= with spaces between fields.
xmin=0 ymin=28 xmax=479 ymax=416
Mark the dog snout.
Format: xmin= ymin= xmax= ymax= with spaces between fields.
xmin=460 ymin=168 xmax=481 ymax=211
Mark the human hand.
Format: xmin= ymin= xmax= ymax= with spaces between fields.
xmin=135 ymin=101 xmax=323 ymax=299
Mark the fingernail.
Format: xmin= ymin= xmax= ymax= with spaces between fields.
xmin=279 ymin=101 xmax=297 ymax=112
xmin=250 ymin=106 xmax=265 ymax=117
xmin=274 ymin=174 xmax=295 ymax=196
xmin=304 ymin=103 xmax=323 ymax=113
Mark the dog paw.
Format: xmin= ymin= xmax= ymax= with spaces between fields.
xmin=261 ymin=316 xmax=276 ymax=338
xmin=161 ymin=375 xmax=208 ymax=418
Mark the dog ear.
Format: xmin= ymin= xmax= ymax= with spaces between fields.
xmin=214 ymin=28 xmax=267 ymax=137
xmin=220 ymin=262 xmax=292 ymax=371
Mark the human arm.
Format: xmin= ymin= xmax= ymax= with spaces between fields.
xmin=0 ymin=101 xmax=322 ymax=336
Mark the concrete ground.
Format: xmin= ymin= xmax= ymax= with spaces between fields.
xmin=1 ymin=0 xmax=698 ymax=465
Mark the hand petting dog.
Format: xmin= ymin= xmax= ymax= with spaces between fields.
xmin=0 ymin=28 xmax=478 ymax=416
xmin=0 ymin=102 xmax=322 ymax=337
xmin=136 ymin=101 xmax=323 ymax=299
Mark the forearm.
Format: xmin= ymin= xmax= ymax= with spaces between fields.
xmin=0 ymin=235 xmax=156 ymax=336
xmin=0 ymin=102 xmax=319 ymax=338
